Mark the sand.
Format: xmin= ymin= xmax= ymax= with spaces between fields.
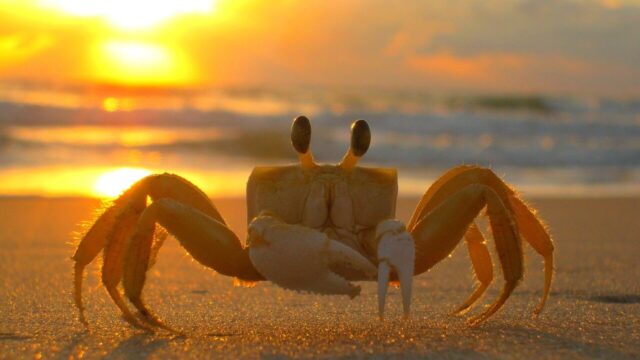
xmin=0 ymin=196 xmax=639 ymax=359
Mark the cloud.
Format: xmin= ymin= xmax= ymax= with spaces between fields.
xmin=405 ymin=50 xmax=640 ymax=95
xmin=0 ymin=0 xmax=639 ymax=96
xmin=599 ymin=0 xmax=640 ymax=9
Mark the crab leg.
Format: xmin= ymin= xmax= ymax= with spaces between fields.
xmin=407 ymin=166 xmax=496 ymax=316
xmin=509 ymin=196 xmax=554 ymax=315
xmin=73 ymin=204 xmax=120 ymax=328
xmin=415 ymin=167 xmax=554 ymax=316
xmin=123 ymin=198 xmax=257 ymax=332
xmin=101 ymin=206 xmax=155 ymax=331
xmin=408 ymin=165 xmax=477 ymax=231
xmin=453 ymin=223 xmax=493 ymax=315
xmin=470 ymin=170 xmax=554 ymax=315
xmin=411 ymin=182 xmax=523 ymax=325
xmin=467 ymin=187 xmax=523 ymax=326
xmin=73 ymin=173 xmax=263 ymax=331
xmin=72 ymin=190 xmax=146 ymax=329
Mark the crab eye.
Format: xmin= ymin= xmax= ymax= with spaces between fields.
xmin=350 ymin=119 xmax=371 ymax=157
xmin=291 ymin=115 xmax=312 ymax=154
xmin=291 ymin=115 xmax=318 ymax=169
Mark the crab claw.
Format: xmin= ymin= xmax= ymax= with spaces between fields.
xmin=377 ymin=260 xmax=391 ymax=319
xmin=376 ymin=220 xmax=415 ymax=319
xmin=248 ymin=212 xmax=377 ymax=298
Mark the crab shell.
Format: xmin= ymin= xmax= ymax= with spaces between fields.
xmin=245 ymin=164 xmax=398 ymax=295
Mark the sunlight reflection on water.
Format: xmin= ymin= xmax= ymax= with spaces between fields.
xmin=1 ymin=91 xmax=639 ymax=198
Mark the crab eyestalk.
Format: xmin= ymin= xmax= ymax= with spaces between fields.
xmin=291 ymin=115 xmax=317 ymax=169
xmin=339 ymin=119 xmax=370 ymax=170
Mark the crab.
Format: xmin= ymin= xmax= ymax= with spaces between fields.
xmin=72 ymin=116 xmax=554 ymax=332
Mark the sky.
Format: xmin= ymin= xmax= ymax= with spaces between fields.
xmin=1 ymin=0 xmax=639 ymax=97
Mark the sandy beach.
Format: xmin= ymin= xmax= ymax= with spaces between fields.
xmin=0 ymin=196 xmax=639 ymax=359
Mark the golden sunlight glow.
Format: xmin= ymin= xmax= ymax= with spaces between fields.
xmin=40 ymin=0 xmax=216 ymax=30
xmin=0 ymin=34 xmax=53 ymax=67
xmin=93 ymin=167 xmax=151 ymax=197
xmin=102 ymin=97 xmax=119 ymax=112
xmin=93 ymin=40 xmax=193 ymax=85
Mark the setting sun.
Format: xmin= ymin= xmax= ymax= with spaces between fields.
xmin=92 ymin=40 xmax=194 ymax=85
xmin=40 ymin=0 xmax=216 ymax=30
xmin=93 ymin=167 xmax=151 ymax=197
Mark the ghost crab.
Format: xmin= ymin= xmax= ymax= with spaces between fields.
xmin=72 ymin=116 xmax=554 ymax=332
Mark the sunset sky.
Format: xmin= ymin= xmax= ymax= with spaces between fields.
xmin=1 ymin=0 xmax=639 ymax=97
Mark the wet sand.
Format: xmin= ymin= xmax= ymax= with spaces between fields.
xmin=0 ymin=196 xmax=639 ymax=359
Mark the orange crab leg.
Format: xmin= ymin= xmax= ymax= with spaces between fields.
xmin=408 ymin=165 xmax=477 ymax=231
xmin=73 ymin=173 xmax=264 ymax=331
xmin=467 ymin=186 xmax=523 ymax=326
xmin=101 ymin=206 xmax=153 ymax=331
xmin=123 ymin=196 xmax=266 ymax=332
xmin=412 ymin=167 xmax=554 ymax=318
xmin=509 ymin=196 xmax=554 ymax=315
xmin=409 ymin=166 xmax=497 ymax=315
xmin=73 ymin=204 xmax=119 ymax=329
xmin=412 ymin=183 xmax=523 ymax=325
xmin=453 ymin=223 xmax=493 ymax=315
xmin=72 ymin=191 xmax=146 ymax=330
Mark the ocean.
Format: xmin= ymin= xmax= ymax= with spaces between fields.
xmin=1 ymin=87 xmax=639 ymax=197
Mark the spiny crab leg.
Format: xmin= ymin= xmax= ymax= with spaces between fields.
xmin=376 ymin=219 xmax=415 ymax=319
xmin=508 ymin=196 xmax=554 ymax=315
xmin=412 ymin=166 xmax=554 ymax=321
xmin=73 ymin=173 xmax=262 ymax=332
xmin=452 ymin=223 xmax=493 ymax=315
xmin=73 ymin=194 xmax=148 ymax=331
xmin=73 ymin=204 xmax=121 ymax=329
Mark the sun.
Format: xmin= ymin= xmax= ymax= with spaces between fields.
xmin=38 ymin=0 xmax=209 ymax=86
xmin=40 ymin=0 xmax=216 ymax=30
xmin=92 ymin=40 xmax=194 ymax=85
xmin=93 ymin=167 xmax=151 ymax=198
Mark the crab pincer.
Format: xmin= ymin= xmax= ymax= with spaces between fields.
xmin=247 ymin=212 xmax=377 ymax=298
xmin=376 ymin=220 xmax=415 ymax=319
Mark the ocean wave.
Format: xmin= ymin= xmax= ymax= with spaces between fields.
xmin=1 ymin=90 xmax=639 ymax=195
xmin=2 ymin=120 xmax=638 ymax=169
